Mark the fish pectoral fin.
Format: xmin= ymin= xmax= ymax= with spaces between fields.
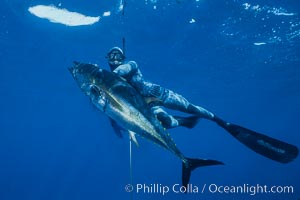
xmin=109 ymin=118 xmax=125 ymax=138
xmin=128 ymin=131 xmax=139 ymax=147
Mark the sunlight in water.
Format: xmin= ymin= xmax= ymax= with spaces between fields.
xmin=28 ymin=5 xmax=100 ymax=26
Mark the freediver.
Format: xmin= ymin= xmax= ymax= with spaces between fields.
xmin=105 ymin=47 xmax=220 ymax=128
xmin=69 ymin=47 xmax=298 ymax=163
xmin=102 ymin=46 xmax=298 ymax=163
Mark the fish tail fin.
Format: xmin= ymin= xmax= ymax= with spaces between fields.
xmin=182 ymin=158 xmax=224 ymax=189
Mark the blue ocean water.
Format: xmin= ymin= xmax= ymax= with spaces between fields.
xmin=1 ymin=0 xmax=299 ymax=200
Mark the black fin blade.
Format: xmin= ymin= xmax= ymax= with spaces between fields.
xmin=214 ymin=116 xmax=299 ymax=163
xmin=182 ymin=158 xmax=224 ymax=189
xmin=227 ymin=124 xmax=299 ymax=163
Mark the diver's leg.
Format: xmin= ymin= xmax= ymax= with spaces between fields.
xmin=162 ymin=89 xmax=215 ymax=119
xmin=152 ymin=106 xmax=179 ymax=129
xmin=143 ymin=82 xmax=214 ymax=120
xmin=152 ymin=106 xmax=201 ymax=129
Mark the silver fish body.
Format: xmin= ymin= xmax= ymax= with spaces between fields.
xmin=69 ymin=62 xmax=223 ymax=187
xmin=69 ymin=62 xmax=186 ymax=161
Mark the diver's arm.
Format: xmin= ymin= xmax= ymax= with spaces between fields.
xmin=113 ymin=61 xmax=138 ymax=76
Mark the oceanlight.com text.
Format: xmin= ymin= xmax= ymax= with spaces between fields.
xmin=124 ymin=183 xmax=294 ymax=196
xmin=206 ymin=183 xmax=294 ymax=196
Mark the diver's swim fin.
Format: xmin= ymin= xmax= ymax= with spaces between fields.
xmin=214 ymin=116 xmax=299 ymax=163
xmin=182 ymin=158 xmax=224 ymax=189
xmin=174 ymin=115 xmax=201 ymax=129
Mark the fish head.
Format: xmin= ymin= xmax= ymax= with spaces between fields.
xmin=69 ymin=62 xmax=103 ymax=93
xmin=69 ymin=62 xmax=108 ymax=112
